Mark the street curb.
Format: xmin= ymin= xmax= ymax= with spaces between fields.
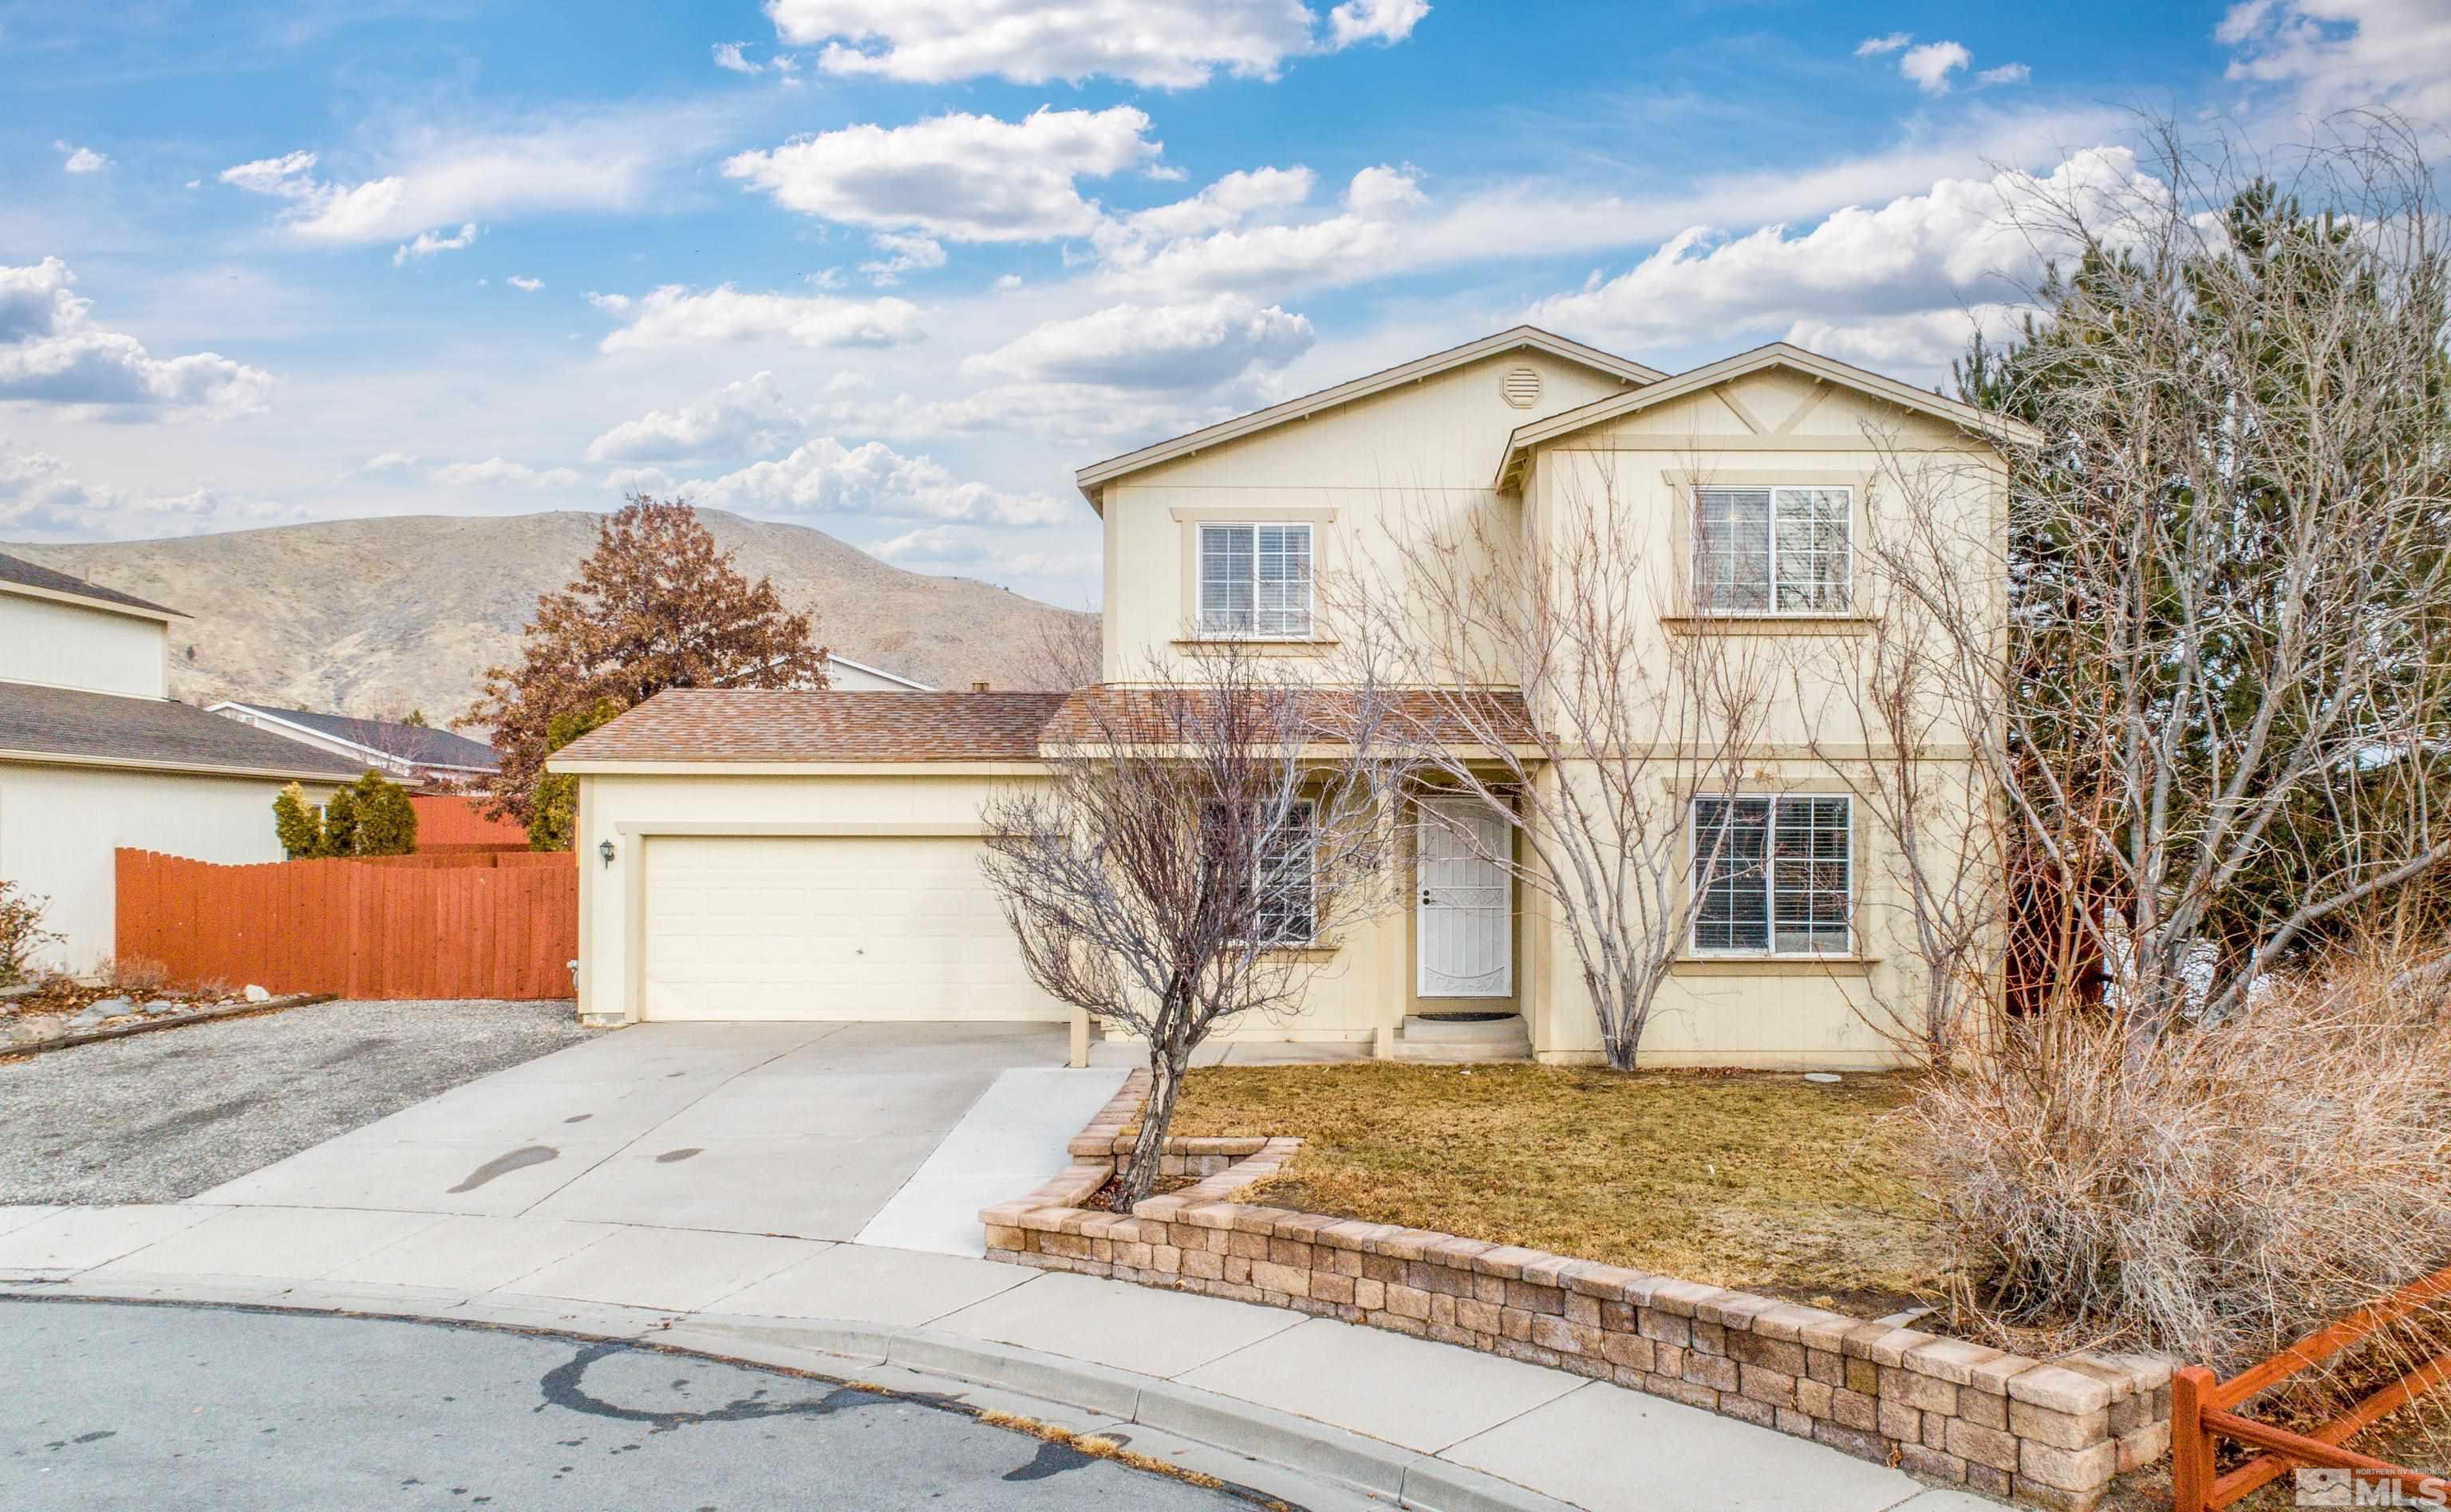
xmin=0 ymin=1278 xmax=1583 ymax=1512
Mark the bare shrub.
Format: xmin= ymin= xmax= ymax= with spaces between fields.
xmin=0 ymin=879 xmax=59 ymax=985
xmin=979 ymin=645 xmax=1408 ymax=1208
xmin=1907 ymin=949 xmax=2451 ymax=1393
xmin=94 ymin=955 xmax=172 ymax=995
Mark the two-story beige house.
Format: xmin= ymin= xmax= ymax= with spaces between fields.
xmin=554 ymin=327 xmax=2021 ymax=1067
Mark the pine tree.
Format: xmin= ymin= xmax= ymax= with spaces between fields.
xmin=272 ymin=783 xmax=326 ymax=859
xmin=528 ymin=698 xmax=621 ymax=852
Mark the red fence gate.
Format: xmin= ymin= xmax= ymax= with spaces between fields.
xmin=114 ymin=848 xmax=577 ymax=1000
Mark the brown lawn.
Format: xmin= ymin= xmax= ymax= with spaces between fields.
xmin=1166 ymin=1061 xmax=1948 ymax=1314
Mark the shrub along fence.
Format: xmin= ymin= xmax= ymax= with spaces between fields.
xmin=115 ymin=847 xmax=576 ymax=1000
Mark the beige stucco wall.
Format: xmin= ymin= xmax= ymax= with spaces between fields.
xmin=1098 ymin=349 xmax=1636 ymax=685
xmin=1503 ymin=369 xmax=2003 ymax=1068
xmin=567 ymin=356 xmax=2003 ymax=1069
xmin=0 ymin=760 xmax=324 ymax=975
xmin=0 ymin=593 xmax=168 ymax=699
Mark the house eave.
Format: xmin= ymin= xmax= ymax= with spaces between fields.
xmin=0 ymin=746 xmax=357 ymax=784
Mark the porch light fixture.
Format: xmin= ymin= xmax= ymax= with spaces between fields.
xmin=598 ymin=839 xmax=616 ymax=869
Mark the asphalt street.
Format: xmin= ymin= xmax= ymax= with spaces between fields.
xmin=0 ymin=1300 xmax=1266 ymax=1510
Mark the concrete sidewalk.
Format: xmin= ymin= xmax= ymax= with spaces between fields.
xmin=0 ymin=1024 xmax=2005 ymax=1510
xmin=0 ymin=1198 xmax=1997 ymax=1511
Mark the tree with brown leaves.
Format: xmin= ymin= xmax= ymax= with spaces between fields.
xmin=464 ymin=497 xmax=830 ymax=823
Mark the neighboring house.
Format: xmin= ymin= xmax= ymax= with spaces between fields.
xmin=553 ymin=327 xmax=2019 ymax=1068
xmin=0 ymin=551 xmax=361 ymax=975
xmin=207 ymin=701 xmax=498 ymax=789
xmin=825 ymin=654 xmax=932 ymax=691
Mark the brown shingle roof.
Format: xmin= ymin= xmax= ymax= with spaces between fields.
xmin=552 ymin=689 xmax=1072 ymax=764
xmin=0 ymin=681 xmax=364 ymax=777
xmin=0 ymin=550 xmax=183 ymax=618
xmin=1039 ymin=687 xmax=1537 ymax=747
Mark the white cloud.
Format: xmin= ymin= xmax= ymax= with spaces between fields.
xmin=859 ymin=232 xmax=946 ymax=286
xmin=724 ymin=108 xmax=1162 ymax=243
xmin=217 ymin=114 xmax=680 ymax=244
xmin=54 ymin=141 xmax=111 ymax=175
xmin=1975 ymin=62 xmax=2031 ymax=86
xmin=965 ymin=294 xmax=1314 ymax=389
xmin=712 ymin=41 xmax=760 ymax=73
xmin=1115 ymin=167 xmax=1316 ymax=240
xmin=0 ymin=440 xmax=306 ymax=539
xmin=1327 ymin=0 xmax=1429 ymax=47
xmin=594 ymin=284 xmax=925 ymax=353
xmin=1854 ymin=32 xmax=1912 ymax=56
xmin=585 ymin=372 xmax=805 ymax=462
xmin=765 ymin=0 xmax=1427 ymax=88
xmin=363 ymin=451 xmax=420 ymax=472
xmin=1524 ymin=148 xmax=2162 ymax=381
xmin=675 ymin=436 xmax=1073 ymax=527
xmin=507 ymin=274 xmax=543 ymax=292
xmin=392 ymin=223 xmax=479 ymax=266
xmin=866 ymin=523 xmax=1101 ymax=584
xmin=432 ymin=457 xmax=582 ymax=489
xmin=1093 ymin=164 xmax=1427 ymax=297
xmin=1900 ymin=40 xmax=1971 ymax=93
xmin=2218 ymin=0 xmax=2451 ymax=124
xmin=0 ymin=258 xmax=274 ymax=417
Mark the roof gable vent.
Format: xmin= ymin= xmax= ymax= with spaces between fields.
xmin=1500 ymin=365 xmax=1542 ymax=409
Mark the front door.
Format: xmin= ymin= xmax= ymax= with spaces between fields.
xmin=1416 ymin=798 xmax=1513 ymax=997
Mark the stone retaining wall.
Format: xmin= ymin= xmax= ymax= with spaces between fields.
xmin=981 ymin=1071 xmax=2170 ymax=1510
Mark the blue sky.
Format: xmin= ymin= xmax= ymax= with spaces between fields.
xmin=2 ymin=0 xmax=2445 ymax=609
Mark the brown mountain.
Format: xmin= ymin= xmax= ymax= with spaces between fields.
xmin=4 ymin=510 xmax=1093 ymax=727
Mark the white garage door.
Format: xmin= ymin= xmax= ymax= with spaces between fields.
xmin=641 ymin=834 xmax=1065 ymax=1021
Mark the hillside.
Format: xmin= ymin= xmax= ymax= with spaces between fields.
xmin=4 ymin=510 xmax=1094 ymax=727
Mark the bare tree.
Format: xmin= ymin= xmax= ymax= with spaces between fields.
xmin=978 ymin=648 xmax=1406 ymax=1207
xmin=1328 ymin=467 xmax=1776 ymax=1069
xmin=1920 ymin=114 xmax=2451 ymax=1032
xmin=1786 ymin=454 xmax=2013 ymax=1069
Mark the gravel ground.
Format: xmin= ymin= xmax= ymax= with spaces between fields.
xmin=0 ymin=998 xmax=590 ymax=1205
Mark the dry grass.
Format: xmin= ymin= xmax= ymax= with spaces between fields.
xmin=1167 ymin=1062 xmax=1946 ymax=1310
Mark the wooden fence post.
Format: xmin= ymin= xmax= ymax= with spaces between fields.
xmin=2171 ymin=1365 xmax=2217 ymax=1512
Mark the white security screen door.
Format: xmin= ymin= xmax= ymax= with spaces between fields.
xmin=1417 ymin=798 xmax=1512 ymax=997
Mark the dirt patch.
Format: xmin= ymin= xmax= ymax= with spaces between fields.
xmin=1167 ymin=1061 xmax=1944 ymax=1308
xmin=1090 ymin=1172 xmax=1199 ymax=1210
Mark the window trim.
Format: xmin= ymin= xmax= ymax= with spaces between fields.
xmin=1194 ymin=520 xmax=1316 ymax=641
xmin=1688 ymin=484 xmax=1855 ymax=618
xmin=1688 ymin=793 xmax=1855 ymax=958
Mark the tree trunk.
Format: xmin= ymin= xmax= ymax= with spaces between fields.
xmin=1114 ymin=1049 xmax=1186 ymax=1211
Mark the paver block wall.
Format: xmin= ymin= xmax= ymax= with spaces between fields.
xmin=982 ymin=1072 xmax=2171 ymax=1511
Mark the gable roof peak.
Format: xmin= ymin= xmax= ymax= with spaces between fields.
xmin=1074 ymin=324 xmax=1666 ymax=511
xmin=1494 ymin=339 xmax=2042 ymax=489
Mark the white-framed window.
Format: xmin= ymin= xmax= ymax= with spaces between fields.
xmin=1206 ymin=799 xmax=1319 ymax=945
xmin=1691 ymin=795 xmax=1853 ymax=955
xmin=1691 ymin=487 xmax=1852 ymax=614
xmin=1198 ymin=522 xmax=1312 ymax=638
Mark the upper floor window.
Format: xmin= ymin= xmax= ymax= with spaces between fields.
xmin=1198 ymin=523 xmax=1312 ymax=638
xmin=1691 ymin=795 xmax=1853 ymax=955
xmin=1692 ymin=487 xmax=1851 ymax=614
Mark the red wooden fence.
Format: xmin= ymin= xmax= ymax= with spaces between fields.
xmin=2172 ymin=1262 xmax=2451 ymax=1510
xmin=408 ymin=794 xmax=530 ymax=855
xmin=115 ymin=847 xmax=577 ymax=1000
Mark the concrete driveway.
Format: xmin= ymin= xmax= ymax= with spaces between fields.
xmin=193 ymin=1021 xmax=1128 ymax=1246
